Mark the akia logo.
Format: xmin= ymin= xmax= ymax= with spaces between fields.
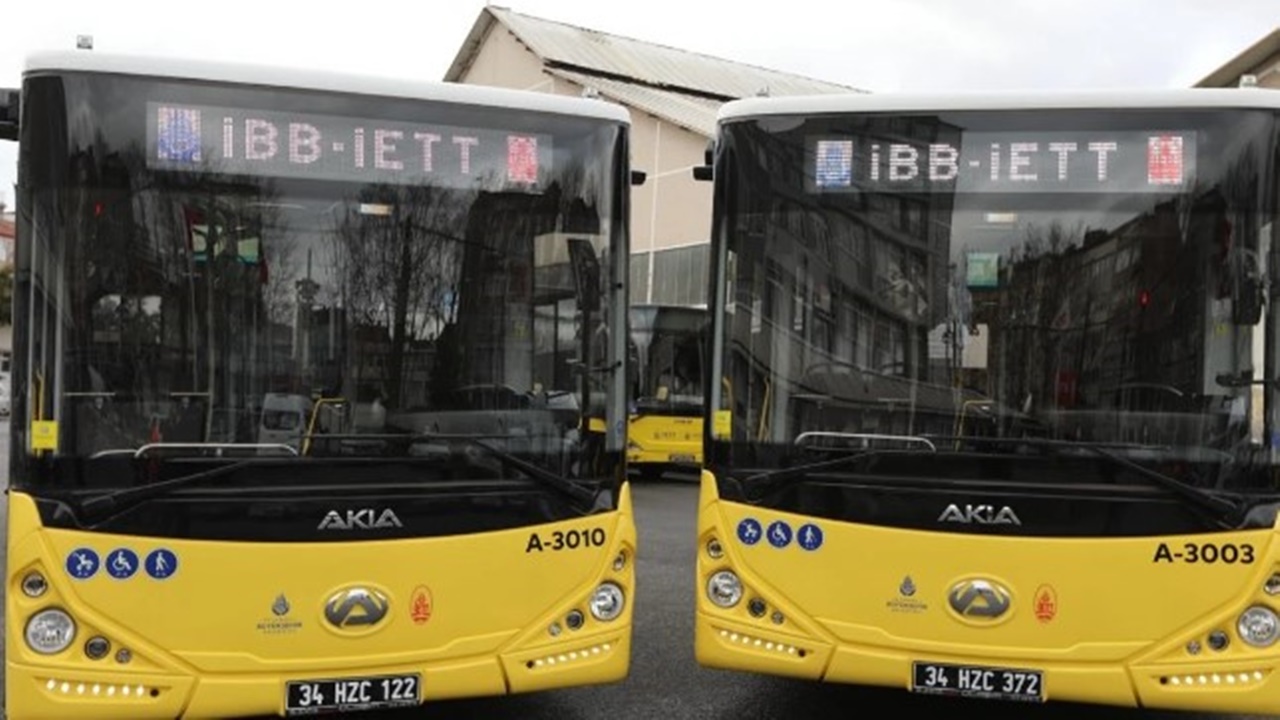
xmin=938 ymin=503 xmax=1021 ymax=526
xmin=317 ymin=508 xmax=403 ymax=530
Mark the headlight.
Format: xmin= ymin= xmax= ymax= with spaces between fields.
xmin=707 ymin=570 xmax=743 ymax=608
xmin=1237 ymin=606 xmax=1280 ymax=647
xmin=589 ymin=582 xmax=626 ymax=622
xmin=25 ymin=608 xmax=76 ymax=655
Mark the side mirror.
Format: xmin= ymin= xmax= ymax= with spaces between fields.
xmin=0 ymin=88 xmax=18 ymax=141
xmin=692 ymin=140 xmax=714 ymax=182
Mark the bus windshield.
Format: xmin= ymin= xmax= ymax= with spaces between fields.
xmin=630 ymin=305 xmax=707 ymax=414
xmin=14 ymin=71 xmax=629 ymax=536
xmin=710 ymin=106 xmax=1280 ymax=523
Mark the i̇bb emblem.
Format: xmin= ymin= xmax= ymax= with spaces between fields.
xmin=410 ymin=586 xmax=433 ymax=625
xmin=1034 ymin=584 xmax=1058 ymax=623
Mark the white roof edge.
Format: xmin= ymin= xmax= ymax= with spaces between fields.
xmin=718 ymin=89 xmax=1280 ymax=122
xmin=22 ymin=50 xmax=631 ymax=124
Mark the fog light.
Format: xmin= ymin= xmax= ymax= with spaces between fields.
xmin=706 ymin=538 xmax=724 ymax=559
xmin=1238 ymin=606 xmax=1280 ymax=647
xmin=565 ymin=610 xmax=585 ymax=631
xmin=589 ymin=582 xmax=625 ymax=622
xmin=84 ymin=636 xmax=110 ymax=660
xmin=771 ymin=610 xmax=785 ymax=625
xmin=21 ymin=572 xmax=48 ymax=598
xmin=612 ymin=552 xmax=627 ymax=572
xmin=706 ymin=570 xmax=743 ymax=608
xmin=1207 ymin=630 xmax=1230 ymax=651
xmin=115 ymin=648 xmax=132 ymax=664
xmin=747 ymin=597 xmax=767 ymax=617
xmin=24 ymin=608 xmax=76 ymax=655
xmin=548 ymin=621 xmax=563 ymax=637
xmin=1266 ymin=574 xmax=1280 ymax=596
xmin=1186 ymin=639 xmax=1201 ymax=655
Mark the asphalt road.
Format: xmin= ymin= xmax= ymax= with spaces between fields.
xmin=0 ymin=441 xmax=1272 ymax=718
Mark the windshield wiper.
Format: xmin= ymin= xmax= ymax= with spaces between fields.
xmin=75 ymin=457 xmax=268 ymax=525
xmin=74 ymin=433 xmax=601 ymax=525
xmin=739 ymin=450 xmax=879 ymax=501
xmin=936 ymin=435 xmax=1244 ymax=528
xmin=739 ymin=433 xmax=938 ymax=501
xmin=310 ymin=432 xmax=600 ymax=507
xmin=406 ymin=432 xmax=600 ymax=508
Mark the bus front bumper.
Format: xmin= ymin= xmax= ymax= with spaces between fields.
xmin=6 ymin=631 xmax=630 ymax=719
xmin=696 ymin=612 xmax=1280 ymax=714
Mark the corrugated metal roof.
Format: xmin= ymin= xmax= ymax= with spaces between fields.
xmin=490 ymin=7 xmax=861 ymax=100
xmin=1195 ymin=27 xmax=1280 ymax=87
xmin=547 ymin=68 xmax=723 ymax=136
xmin=445 ymin=6 xmax=865 ymax=137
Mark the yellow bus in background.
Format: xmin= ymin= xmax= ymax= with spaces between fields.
xmin=627 ymin=304 xmax=707 ymax=481
xmin=1 ymin=50 xmax=638 ymax=719
xmin=693 ymin=88 xmax=1280 ymax=714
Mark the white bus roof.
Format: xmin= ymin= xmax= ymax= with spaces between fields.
xmin=718 ymin=89 xmax=1280 ymax=122
xmin=23 ymin=50 xmax=632 ymax=125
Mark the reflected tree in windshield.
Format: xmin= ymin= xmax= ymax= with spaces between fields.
xmin=330 ymin=184 xmax=465 ymax=412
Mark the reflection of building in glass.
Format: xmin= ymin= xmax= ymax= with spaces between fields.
xmin=978 ymin=191 xmax=1239 ymax=432
xmin=452 ymin=191 xmax=543 ymax=394
xmin=451 ymin=189 xmax=602 ymax=402
xmin=724 ymin=117 xmax=962 ymax=442
xmin=732 ymin=119 xmax=960 ymax=374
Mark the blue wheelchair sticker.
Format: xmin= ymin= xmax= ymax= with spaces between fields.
xmin=105 ymin=548 xmax=139 ymax=579
xmin=767 ymin=520 xmax=793 ymax=548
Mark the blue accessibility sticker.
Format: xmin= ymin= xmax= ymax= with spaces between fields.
xmin=145 ymin=549 xmax=179 ymax=580
xmin=767 ymin=520 xmax=793 ymax=548
xmin=65 ymin=547 xmax=100 ymax=580
xmin=105 ymin=548 xmax=139 ymax=580
xmin=737 ymin=518 xmax=763 ymax=546
xmin=796 ymin=523 xmax=824 ymax=551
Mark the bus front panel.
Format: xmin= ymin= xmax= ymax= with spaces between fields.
xmin=6 ymin=67 xmax=635 ymax=719
xmin=696 ymin=102 xmax=1280 ymax=714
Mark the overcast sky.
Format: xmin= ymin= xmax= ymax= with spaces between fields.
xmin=2 ymin=0 xmax=1279 ymax=209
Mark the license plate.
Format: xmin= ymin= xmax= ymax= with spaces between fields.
xmin=911 ymin=661 xmax=1043 ymax=702
xmin=285 ymin=673 xmax=420 ymax=715
xmin=669 ymin=454 xmax=697 ymax=463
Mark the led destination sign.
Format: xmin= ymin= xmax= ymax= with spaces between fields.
xmin=810 ymin=130 xmax=1196 ymax=194
xmin=147 ymin=102 xmax=553 ymax=189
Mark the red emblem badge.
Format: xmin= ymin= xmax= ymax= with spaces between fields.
xmin=411 ymin=586 xmax=433 ymax=625
xmin=1034 ymin=584 xmax=1057 ymax=623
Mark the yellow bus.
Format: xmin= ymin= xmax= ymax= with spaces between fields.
xmin=692 ymin=88 xmax=1280 ymax=713
xmin=2 ymin=50 xmax=638 ymax=719
xmin=627 ymin=304 xmax=707 ymax=480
